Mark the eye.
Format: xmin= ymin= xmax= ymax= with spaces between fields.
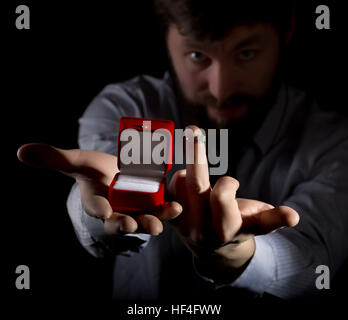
xmin=239 ymin=50 xmax=256 ymax=61
xmin=190 ymin=51 xmax=207 ymax=63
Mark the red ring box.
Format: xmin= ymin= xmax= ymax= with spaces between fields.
xmin=108 ymin=117 xmax=174 ymax=212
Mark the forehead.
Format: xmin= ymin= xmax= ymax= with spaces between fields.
xmin=168 ymin=23 xmax=276 ymax=51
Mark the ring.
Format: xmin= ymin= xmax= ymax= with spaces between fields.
xmin=185 ymin=135 xmax=206 ymax=143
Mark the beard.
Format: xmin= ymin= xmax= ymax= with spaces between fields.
xmin=168 ymin=64 xmax=281 ymax=139
xmin=193 ymin=90 xmax=258 ymax=128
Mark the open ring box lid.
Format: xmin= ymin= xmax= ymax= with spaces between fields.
xmin=108 ymin=117 xmax=174 ymax=212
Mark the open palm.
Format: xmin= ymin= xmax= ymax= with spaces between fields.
xmin=17 ymin=143 xmax=182 ymax=235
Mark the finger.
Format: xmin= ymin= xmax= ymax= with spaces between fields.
xmin=185 ymin=126 xmax=210 ymax=194
xmin=237 ymin=198 xmax=274 ymax=217
xmin=17 ymin=143 xmax=118 ymax=181
xmin=156 ymin=201 xmax=183 ymax=221
xmin=184 ymin=126 xmax=210 ymax=234
xmin=135 ymin=214 xmax=163 ymax=235
xmin=210 ymin=176 xmax=241 ymax=243
xmin=168 ymin=169 xmax=186 ymax=198
xmin=168 ymin=169 xmax=190 ymax=213
xmin=243 ymin=205 xmax=300 ymax=235
xmin=104 ymin=212 xmax=138 ymax=234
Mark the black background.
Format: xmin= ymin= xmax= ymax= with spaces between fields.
xmin=3 ymin=0 xmax=348 ymax=314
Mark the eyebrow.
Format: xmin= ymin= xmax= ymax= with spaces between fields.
xmin=182 ymin=33 xmax=264 ymax=52
xmin=233 ymin=34 xmax=263 ymax=51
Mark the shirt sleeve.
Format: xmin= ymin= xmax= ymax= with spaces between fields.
xmin=66 ymin=82 xmax=151 ymax=258
xmin=239 ymin=136 xmax=348 ymax=298
xmin=67 ymin=182 xmax=150 ymax=258
xmin=194 ymin=137 xmax=348 ymax=299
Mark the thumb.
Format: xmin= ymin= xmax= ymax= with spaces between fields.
xmin=17 ymin=143 xmax=118 ymax=181
xmin=242 ymin=205 xmax=300 ymax=235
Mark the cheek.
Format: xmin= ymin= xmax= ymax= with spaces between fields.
xmin=183 ymin=74 xmax=207 ymax=102
xmin=171 ymin=55 xmax=189 ymax=85
xmin=173 ymin=60 xmax=204 ymax=97
xmin=184 ymin=71 xmax=205 ymax=93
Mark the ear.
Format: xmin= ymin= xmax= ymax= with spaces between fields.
xmin=285 ymin=5 xmax=296 ymax=45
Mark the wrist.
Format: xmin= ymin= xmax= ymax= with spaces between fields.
xmin=215 ymin=237 xmax=255 ymax=267
xmin=194 ymin=238 xmax=256 ymax=284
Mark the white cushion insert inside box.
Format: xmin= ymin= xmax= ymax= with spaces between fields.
xmin=114 ymin=129 xmax=170 ymax=193
xmin=113 ymin=174 xmax=163 ymax=193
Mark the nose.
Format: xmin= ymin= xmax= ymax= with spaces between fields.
xmin=207 ymin=62 xmax=238 ymax=102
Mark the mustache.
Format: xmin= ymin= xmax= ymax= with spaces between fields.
xmin=196 ymin=92 xmax=256 ymax=109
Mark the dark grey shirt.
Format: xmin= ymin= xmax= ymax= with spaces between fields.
xmin=67 ymin=73 xmax=348 ymax=300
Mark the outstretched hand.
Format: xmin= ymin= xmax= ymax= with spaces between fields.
xmin=168 ymin=126 xmax=300 ymax=281
xmin=17 ymin=143 xmax=182 ymax=235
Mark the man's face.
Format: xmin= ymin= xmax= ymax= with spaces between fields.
xmin=167 ymin=23 xmax=281 ymax=128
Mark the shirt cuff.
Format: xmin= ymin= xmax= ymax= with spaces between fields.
xmin=83 ymin=210 xmax=151 ymax=252
xmin=230 ymin=235 xmax=276 ymax=294
xmin=124 ymin=232 xmax=151 ymax=242
xmin=67 ymin=182 xmax=151 ymax=256
xmin=192 ymin=235 xmax=276 ymax=295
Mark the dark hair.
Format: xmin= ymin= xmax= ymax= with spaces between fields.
xmin=153 ymin=0 xmax=296 ymax=41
